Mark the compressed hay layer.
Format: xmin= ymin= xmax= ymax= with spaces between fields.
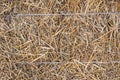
xmin=0 ymin=0 xmax=120 ymax=80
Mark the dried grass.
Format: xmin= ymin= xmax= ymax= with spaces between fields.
xmin=0 ymin=0 xmax=120 ymax=80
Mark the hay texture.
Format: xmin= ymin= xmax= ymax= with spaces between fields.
xmin=0 ymin=0 xmax=120 ymax=80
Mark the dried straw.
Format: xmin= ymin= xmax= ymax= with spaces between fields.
xmin=0 ymin=0 xmax=120 ymax=79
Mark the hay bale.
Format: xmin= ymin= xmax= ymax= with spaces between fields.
xmin=0 ymin=0 xmax=120 ymax=79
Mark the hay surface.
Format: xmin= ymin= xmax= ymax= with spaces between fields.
xmin=0 ymin=0 xmax=120 ymax=80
